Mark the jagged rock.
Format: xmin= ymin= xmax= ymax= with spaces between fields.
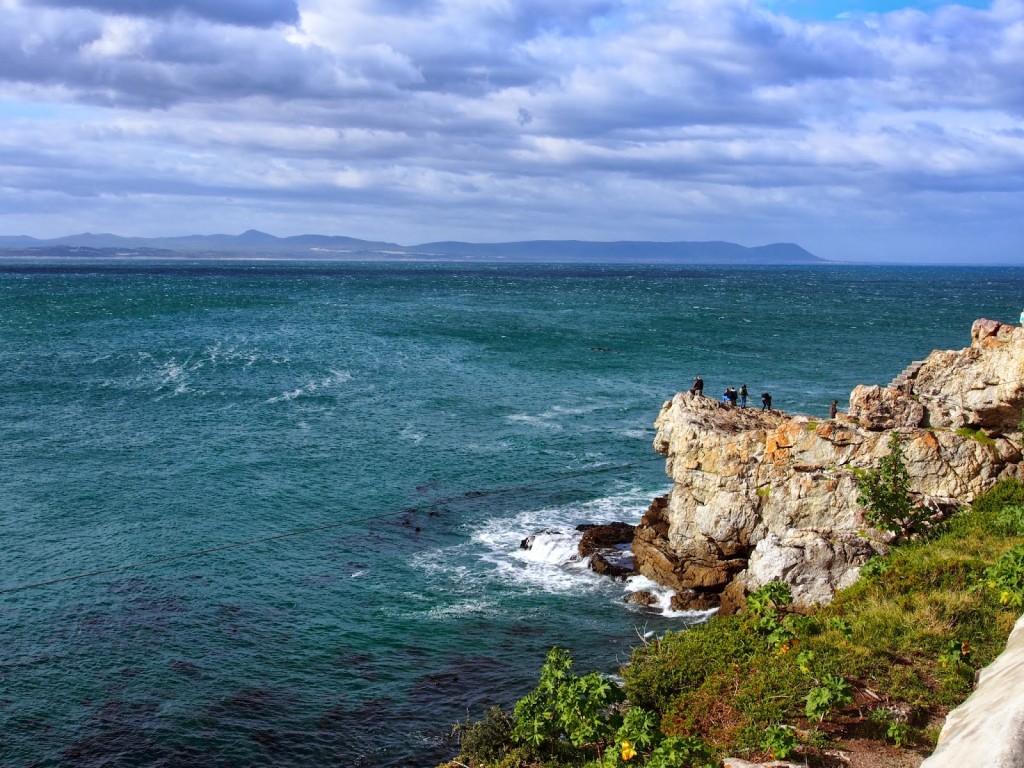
xmin=577 ymin=522 xmax=635 ymax=556
xmin=849 ymin=384 xmax=925 ymax=430
xmin=912 ymin=319 xmax=1024 ymax=432
xmin=670 ymin=589 xmax=720 ymax=612
xmin=635 ymin=320 xmax=1024 ymax=612
xmin=626 ymin=590 xmax=659 ymax=607
xmin=577 ymin=521 xmax=636 ymax=578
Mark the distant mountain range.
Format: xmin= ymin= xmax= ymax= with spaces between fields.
xmin=0 ymin=230 xmax=825 ymax=264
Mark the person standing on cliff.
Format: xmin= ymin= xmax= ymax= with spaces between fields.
xmin=690 ymin=375 xmax=704 ymax=397
xmin=740 ymin=384 xmax=748 ymax=408
xmin=830 ymin=400 xmax=839 ymax=419
xmin=761 ymin=392 xmax=772 ymax=411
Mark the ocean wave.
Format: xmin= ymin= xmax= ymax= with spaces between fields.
xmin=413 ymin=486 xmax=693 ymax=617
xmin=266 ymin=369 xmax=353 ymax=404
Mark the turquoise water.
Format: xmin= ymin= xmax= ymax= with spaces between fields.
xmin=1 ymin=261 xmax=1021 ymax=767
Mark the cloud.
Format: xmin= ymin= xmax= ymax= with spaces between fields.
xmin=27 ymin=0 xmax=300 ymax=27
xmin=0 ymin=0 xmax=1021 ymax=261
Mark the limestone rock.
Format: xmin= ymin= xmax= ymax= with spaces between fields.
xmin=921 ymin=613 xmax=1024 ymax=768
xmin=636 ymin=320 xmax=1024 ymax=612
xmin=913 ymin=319 xmax=1024 ymax=431
xmin=849 ymin=384 xmax=925 ymax=430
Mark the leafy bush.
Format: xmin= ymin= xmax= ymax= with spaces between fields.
xmin=761 ymin=724 xmax=798 ymax=760
xmin=994 ymin=505 xmax=1024 ymax=536
xmin=805 ymin=673 xmax=853 ymax=721
xmin=454 ymin=706 xmax=515 ymax=765
xmin=512 ymin=647 xmax=624 ymax=760
xmin=855 ymin=431 xmax=927 ymax=537
xmin=982 ymin=545 xmax=1024 ymax=609
xmin=972 ymin=479 xmax=1024 ymax=518
xmin=622 ymin=617 xmax=758 ymax=713
xmin=644 ymin=736 xmax=718 ymax=768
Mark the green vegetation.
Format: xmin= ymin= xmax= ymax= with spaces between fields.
xmin=443 ymin=479 xmax=1024 ymax=768
xmin=854 ymin=431 xmax=929 ymax=537
xmin=956 ymin=426 xmax=997 ymax=448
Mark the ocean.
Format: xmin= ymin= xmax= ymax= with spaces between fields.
xmin=1 ymin=260 xmax=1021 ymax=767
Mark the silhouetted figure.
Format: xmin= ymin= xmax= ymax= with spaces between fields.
xmin=689 ymin=375 xmax=704 ymax=397
xmin=727 ymin=387 xmax=738 ymax=407
xmin=740 ymin=384 xmax=748 ymax=408
xmin=830 ymin=400 xmax=838 ymax=419
xmin=761 ymin=392 xmax=772 ymax=411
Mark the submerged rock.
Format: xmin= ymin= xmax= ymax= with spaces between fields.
xmin=635 ymin=319 xmax=1024 ymax=613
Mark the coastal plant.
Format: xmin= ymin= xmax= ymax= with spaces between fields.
xmin=860 ymin=555 xmax=890 ymax=578
xmin=453 ymin=706 xmax=515 ymax=764
xmin=826 ymin=616 xmax=853 ymax=641
xmin=643 ymin=736 xmax=718 ymax=768
xmin=969 ymin=478 xmax=1024 ymax=519
xmin=955 ymin=426 xmax=996 ymax=448
xmin=937 ymin=639 xmax=972 ymax=669
xmin=804 ymin=673 xmax=853 ymax=721
xmin=746 ymin=580 xmax=792 ymax=619
xmin=760 ymin=724 xmax=798 ymax=760
xmin=512 ymin=647 xmax=625 ymax=761
xmin=994 ymin=504 xmax=1024 ymax=536
xmin=855 ymin=431 xmax=927 ymax=537
xmin=869 ymin=707 xmax=911 ymax=747
xmin=622 ymin=617 xmax=757 ymax=713
xmin=612 ymin=706 xmax=661 ymax=762
xmin=982 ymin=544 xmax=1024 ymax=609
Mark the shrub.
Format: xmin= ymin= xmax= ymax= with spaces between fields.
xmin=994 ymin=505 xmax=1024 ymax=536
xmin=855 ymin=431 xmax=928 ymax=537
xmin=982 ymin=545 xmax=1024 ymax=609
xmin=761 ymin=724 xmax=798 ymax=760
xmin=805 ymin=673 xmax=853 ymax=721
xmin=972 ymin=479 xmax=1024 ymax=519
xmin=622 ymin=617 xmax=758 ymax=713
xmin=454 ymin=706 xmax=515 ymax=764
xmin=512 ymin=647 xmax=625 ymax=760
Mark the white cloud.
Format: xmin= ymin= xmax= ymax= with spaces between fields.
xmin=0 ymin=0 xmax=1020 ymax=261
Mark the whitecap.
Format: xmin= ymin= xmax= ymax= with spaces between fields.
xmin=624 ymin=575 xmax=719 ymax=620
xmin=620 ymin=428 xmax=649 ymax=440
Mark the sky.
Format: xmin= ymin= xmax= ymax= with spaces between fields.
xmin=0 ymin=0 xmax=1021 ymax=262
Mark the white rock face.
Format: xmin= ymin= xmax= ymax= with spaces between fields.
xmin=921 ymin=614 xmax=1024 ymax=768
xmin=635 ymin=319 xmax=1024 ymax=613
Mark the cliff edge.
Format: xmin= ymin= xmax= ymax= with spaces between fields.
xmin=635 ymin=318 xmax=1024 ymax=613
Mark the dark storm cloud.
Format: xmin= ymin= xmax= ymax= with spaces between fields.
xmin=28 ymin=0 xmax=299 ymax=27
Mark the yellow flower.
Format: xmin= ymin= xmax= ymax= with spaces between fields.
xmin=621 ymin=739 xmax=637 ymax=761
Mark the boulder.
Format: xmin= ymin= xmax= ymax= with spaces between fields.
xmin=849 ymin=384 xmax=925 ymax=430
xmin=921 ymin=614 xmax=1024 ymax=768
xmin=578 ymin=521 xmax=636 ymax=578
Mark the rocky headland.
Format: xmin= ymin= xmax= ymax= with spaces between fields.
xmin=633 ymin=318 xmax=1024 ymax=614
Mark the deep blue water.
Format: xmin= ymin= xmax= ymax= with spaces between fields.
xmin=1 ymin=261 xmax=1021 ymax=767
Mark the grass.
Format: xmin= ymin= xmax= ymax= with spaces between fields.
xmin=955 ymin=426 xmax=997 ymax=448
xmin=443 ymin=479 xmax=1024 ymax=768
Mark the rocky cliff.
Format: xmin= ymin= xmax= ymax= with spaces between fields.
xmin=634 ymin=319 xmax=1024 ymax=613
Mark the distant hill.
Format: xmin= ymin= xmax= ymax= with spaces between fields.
xmin=0 ymin=231 xmax=825 ymax=264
